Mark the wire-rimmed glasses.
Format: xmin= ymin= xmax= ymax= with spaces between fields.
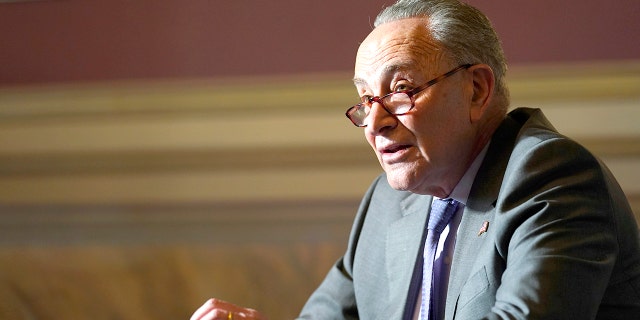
xmin=345 ymin=63 xmax=474 ymax=127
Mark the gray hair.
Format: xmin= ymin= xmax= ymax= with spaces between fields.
xmin=375 ymin=0 xmax=510 ymax=106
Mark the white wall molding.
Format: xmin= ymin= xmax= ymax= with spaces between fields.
xmin=1 ymin=61 xmax=638 ymax=218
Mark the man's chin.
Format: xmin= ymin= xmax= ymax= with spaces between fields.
xmin=385 ymin=174 xmax=413 ymax=192
xmin=385 ymin=173 xmax=437 ymax=195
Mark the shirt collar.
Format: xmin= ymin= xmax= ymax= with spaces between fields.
xmin=439 ymin=141 xmax=490 ymax=206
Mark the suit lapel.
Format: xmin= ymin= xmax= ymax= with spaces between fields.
xmin=445 ymin=113 xmax=523 ymax=319
xmin=383 ymin=192 xmax=432 ymax=319
xmin=445 ymin=203 xmax=495 ymax=319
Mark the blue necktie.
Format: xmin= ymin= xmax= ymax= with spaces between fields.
xmin=403 ymin=198 xmax=459 ymax=320
xmin=421 ymin=198 xmax=459 ymax=320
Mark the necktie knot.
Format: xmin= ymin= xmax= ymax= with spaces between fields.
xmin=427 ymin=198 xmax=459 ymax=233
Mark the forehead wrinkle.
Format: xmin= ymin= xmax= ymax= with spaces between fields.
xmin=355 ymin=19 xmax=446 ymax=88
xmin=398 ymin=28 xmax=442 ymax=73
xmin=362 ymin=31 xmax=440 ymax=70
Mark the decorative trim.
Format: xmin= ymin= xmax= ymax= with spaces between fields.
xmin=0 ymin=200 xmax=357 ymax=245
xmin=0 ymin=61 xmax=638 ymax=217
xmin=2 ymin=61 xmax=639 ymax=120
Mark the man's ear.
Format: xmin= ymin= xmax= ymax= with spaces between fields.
xmin=469 ymin=64 xmax=495 ymax=123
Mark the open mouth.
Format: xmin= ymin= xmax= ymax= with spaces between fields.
xmin=381 ymin=144 xmax=411 ymax=154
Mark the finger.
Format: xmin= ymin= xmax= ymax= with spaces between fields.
xmin=190 ymin=299 xmax=222 ymax=320
xmin=233 ymin=309 xmax=266 ymax=320
xmin=240 ymin=308 xmax=262 ymax=319
xmin=208 ymin=298 xmax=253 ymax=315
xmin=190 ymin=298 xmax=265 ymax=320
xmin=220 ymin=309 xmax=251 ymax=320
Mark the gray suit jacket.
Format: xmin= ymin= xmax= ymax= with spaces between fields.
xmin=298 ymin=108 xmax=640 ymax=319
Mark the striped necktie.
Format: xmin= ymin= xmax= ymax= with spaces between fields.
xmin=421 ymin=198 xmax=459 ymax=320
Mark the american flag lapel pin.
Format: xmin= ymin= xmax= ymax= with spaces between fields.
xmin=477 ymin=221 xmax=490 ymax=236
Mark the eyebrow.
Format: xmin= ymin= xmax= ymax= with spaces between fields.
xmin=352 ymin=62 xmax=417 ymax=87
xmin=352 ymin=77 xmax=368 ymax=87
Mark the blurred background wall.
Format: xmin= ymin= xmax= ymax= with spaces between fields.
xmin=0 ymin=0 xmax=638 ymax=319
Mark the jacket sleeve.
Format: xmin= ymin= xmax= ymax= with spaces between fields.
xmin=297 ymin=175 xmax=384 ymax=320
xmin=480 ymin=134 xmax=640 ymax=319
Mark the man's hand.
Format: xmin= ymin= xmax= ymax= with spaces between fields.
xmin=190 ymin=298 xmax=268 ymax=320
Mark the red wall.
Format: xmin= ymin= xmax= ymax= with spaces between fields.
xmin=1 ymin=0 xmax=639 ymax=85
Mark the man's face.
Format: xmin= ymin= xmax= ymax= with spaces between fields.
xmin=354 ymin=18 xmax=477 ymax=197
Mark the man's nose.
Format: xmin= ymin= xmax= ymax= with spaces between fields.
xmin=365 ymin=101 xmax=397 ymax=134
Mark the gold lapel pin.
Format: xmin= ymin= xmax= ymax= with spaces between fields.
xmin=477 ymin=221 xmax=490 ymax=236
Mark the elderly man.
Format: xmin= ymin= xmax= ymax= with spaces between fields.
xmin=191 ymin=0 xmax=640 ymax=319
